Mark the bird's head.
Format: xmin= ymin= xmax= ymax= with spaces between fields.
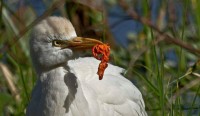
xmin=29 ymin=16 xmax=102 ymax=73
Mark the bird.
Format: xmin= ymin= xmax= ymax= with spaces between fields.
xmin=26 ymin=16 xmax=147 ymax=116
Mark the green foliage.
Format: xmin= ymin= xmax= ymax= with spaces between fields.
xmin=1 ymin=0 xmax=200 ymax=115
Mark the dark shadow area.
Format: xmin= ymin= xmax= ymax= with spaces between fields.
xmin=63 ymin=72 xmax=78 ymax=113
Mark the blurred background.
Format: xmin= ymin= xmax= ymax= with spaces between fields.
xmin=0 ymin=0 xmax=200 ymax=115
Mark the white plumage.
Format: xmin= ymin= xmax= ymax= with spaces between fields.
xmin=27 ymin=16 xmax=147 ymax=116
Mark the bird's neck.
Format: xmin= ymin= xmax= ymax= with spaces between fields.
xmin=39 ymin=66 xmax=67 ymax=82
xmin=38 ymin=66 xmax=69 ymax=101
xmin=35 ymin=65 xmax=89 ymax=115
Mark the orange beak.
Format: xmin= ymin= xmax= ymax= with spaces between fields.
xmin=52 ymin=37 xmax=103 ymax=50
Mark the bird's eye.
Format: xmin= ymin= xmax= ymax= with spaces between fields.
xmin=52 ymin=40 xmax=62 ymax=47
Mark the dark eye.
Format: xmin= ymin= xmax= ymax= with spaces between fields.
xmin=52 ymin=40 xmax=61 ymax=47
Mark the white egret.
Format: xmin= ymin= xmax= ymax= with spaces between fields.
xmin=27 ymin=16 xmax=147 ymax=116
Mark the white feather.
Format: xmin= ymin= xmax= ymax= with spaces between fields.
xmin=67 ymin=57 xmax=147 ymax=116
xmin=27 ymin=16 xmax=147 ymax=116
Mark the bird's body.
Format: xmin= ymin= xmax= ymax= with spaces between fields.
xmin=27 ymin=16 xmax=147 ymax=116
